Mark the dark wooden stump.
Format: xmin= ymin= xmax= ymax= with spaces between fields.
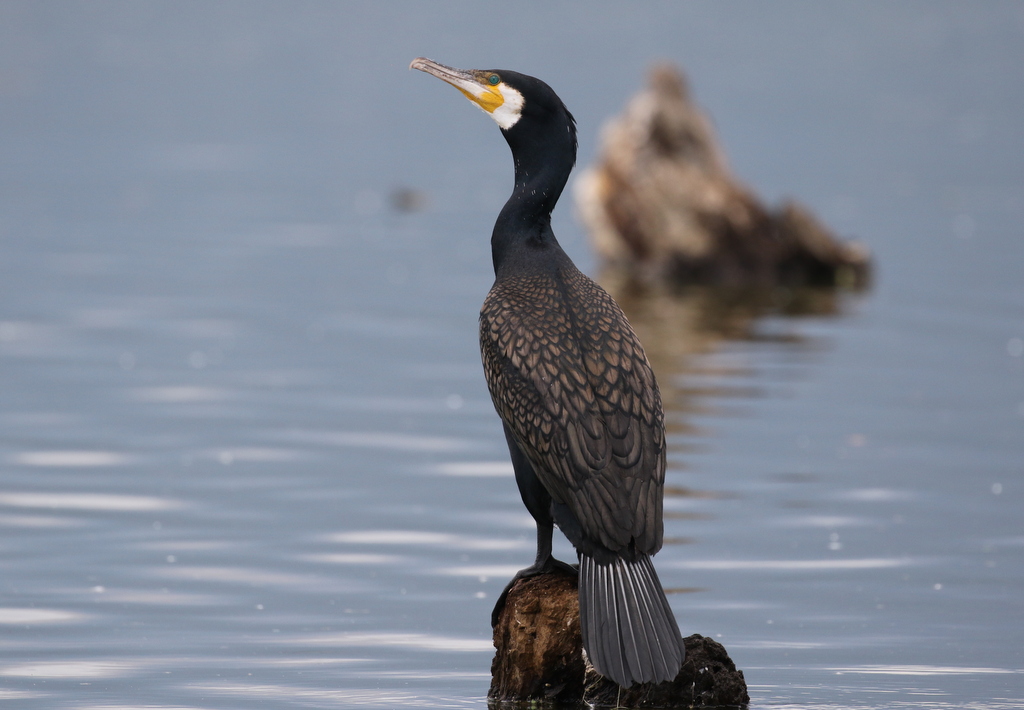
xmin=488 ymin=570 xmax=587 ymax=704
xmin=584 ymin=635 xmax=750 ymax=708
xmin=489 ymin=569 xmax=749 ymax=708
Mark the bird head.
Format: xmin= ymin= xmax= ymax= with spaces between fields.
xmin=411 ymin=56 xmax=578 ymax=227
xmin=410 ymin=58 xmax=577 ymax=169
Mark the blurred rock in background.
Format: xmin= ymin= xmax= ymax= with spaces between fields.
xmin=575 ymin=63 xmax=871 ymax=289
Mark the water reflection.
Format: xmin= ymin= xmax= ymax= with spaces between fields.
xmin=603 ymin=273 xmax=858 ymax=511
xmin=627 ymin=280 xmax=922 ymax=590
xmin=601 ymin=274 xmax=851 ymax=398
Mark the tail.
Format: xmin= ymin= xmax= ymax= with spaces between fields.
xmin=578 ymin=553 xmax=685 ymax=687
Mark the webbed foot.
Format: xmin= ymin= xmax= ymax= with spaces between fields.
xmin=490 ymin=556 xmax=578 ymax=628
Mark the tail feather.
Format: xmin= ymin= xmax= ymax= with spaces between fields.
xmin=613 ymin=558 xmax=652 ymax=682
xmin=633 ymin=554 xmax=676 ymax=675
xmin=579 ymin=553 xmax=685 ymax=687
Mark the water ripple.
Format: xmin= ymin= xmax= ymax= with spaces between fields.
xmin=0 ymin=608 xmax=88 ymax=624
xmin=829 ymin=665 xmax=1023 ymax=676
xmin=838 ymin=488 xmax=916 ymax=502
xmin=198 ymin=447 xmax=309 ymax=464
xmin=152 ymin=565 xmax=344 ymax=589
xmin=0 ymin=492 xmax=183 ymax=512
xmin=0 ymin=661 xmax=140 ymax=678
xmin=429 ymin=461 xmax=514 ymax=477
xmin=288 ymin=632 xmax=491 ymax=652
xmin=9 ymin=451 xmax=135 ymax=467
xmin=128 ymin=386 xmax=234 ymax=403
xmin=670 ymin=557 xmax=918 ymax=571
xmin=0 ymin=513 xmax=85 ymax=528
xmin=283 ymin=429 xmax=471 ymax=452
xmin=0 ymin=691 xmax=44 ymax=700
xmin=188 ymin=684 xmax=425 ymax=706
xmin=91 ymin=589 xmax=224 ymax=606
xmin=773 ymin=515 xmax=872 ymax=528
xmin=437 ymin=565 xmax=522 ymax=579
xmin=326 ymin=530 xmax=528 ymax=550
xmin=301 ymin=553 xmax=403 ymax=565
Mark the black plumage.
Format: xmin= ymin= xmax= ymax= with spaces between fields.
xmin=411 ymin=58 xmax=685 ymax=687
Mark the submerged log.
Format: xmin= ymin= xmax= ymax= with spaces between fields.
xmin=488 ymin=569 xmax=749 ymax=707
xmin=575 ymin=63 xmax=870 ymax=289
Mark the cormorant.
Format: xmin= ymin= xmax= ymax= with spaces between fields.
xmin=411 ymin=58 xmax=685 ymax=688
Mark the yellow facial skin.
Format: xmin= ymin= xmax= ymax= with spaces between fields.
xmin=454 ymin=74 xmax=504 ymax=114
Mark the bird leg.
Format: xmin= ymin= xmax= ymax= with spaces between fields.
xmin=490 ymin=519 xmax=577 ymax=627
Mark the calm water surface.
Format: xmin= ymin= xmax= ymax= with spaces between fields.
xmin=1 ymin=3 xmax=1022 ymax=708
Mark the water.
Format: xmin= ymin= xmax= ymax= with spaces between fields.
xmin=1 ymin=3 xmax=1022 ymax=708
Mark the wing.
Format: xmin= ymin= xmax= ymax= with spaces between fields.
xmin=480 ymin=265 xmax=666 ymax=555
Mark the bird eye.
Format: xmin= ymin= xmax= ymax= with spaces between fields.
xmin=488 ymin=74 xmax=500 ymax=86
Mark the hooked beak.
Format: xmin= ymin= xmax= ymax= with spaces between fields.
xmin=410 ymin=57 xmax=503 ymax=114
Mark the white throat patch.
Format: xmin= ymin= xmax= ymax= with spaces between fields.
xmin=490 ymin=84 xmax=524 ymax=130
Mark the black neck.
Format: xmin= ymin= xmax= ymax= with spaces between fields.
xmin=490 ymin=110 xmax=577 ymax=275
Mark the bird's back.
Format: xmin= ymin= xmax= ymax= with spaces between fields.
xmin=480 ymin=259 xmax=666 ymax=559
